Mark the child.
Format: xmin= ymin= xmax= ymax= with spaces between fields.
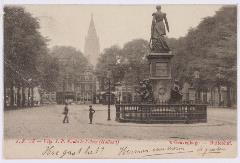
xmin=89 ymin=105 xmax=95 ymax=124
xmin=63 ymin=103 xmax=69 ymax=123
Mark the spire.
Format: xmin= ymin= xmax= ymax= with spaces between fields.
xmin=87 ymin=13 xmax=97 ymax=37
xmin=84 ymin=14 xmax=100 ymax=67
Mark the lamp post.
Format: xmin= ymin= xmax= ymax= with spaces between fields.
xmin=107 ymin=70 xmax=111 ymax=120
xmin=193 ymin=70 xmax=200 ymax=103
xmin=115 ymin=82 xmax=122 ymax=104
xmin=27 ymin=78 xmax=32 ymax=107
xmin=118 ymin=92 xmax=121 ymax=104
xmin=216 ymin=69 xmax=224 ymax=107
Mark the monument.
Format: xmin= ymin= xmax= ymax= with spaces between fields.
xmin=115 ymin=5 xmax=207 ymax=124
xmin=148 ymin=5 xmax=174 ymax=102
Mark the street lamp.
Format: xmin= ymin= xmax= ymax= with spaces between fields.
xmin=193 ymin=70 xmax=200 ymax=103
xmin=216 ymin=69 xmax=224 ymax=107
xmin=107 ymin=70 xmax=111 ymax=120
xmin=115 ymin=82 xmax=122 ymax=104
xmin=118 ymin=91 xmax=121 ymax=104
xmin=27 ymin=78 xmax=33 ymax=107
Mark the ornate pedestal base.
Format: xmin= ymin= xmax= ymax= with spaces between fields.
xmin=147 ymin=52 xmax=174 ymax=102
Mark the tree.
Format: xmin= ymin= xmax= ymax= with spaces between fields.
xmin=37 ymin=53 xmax=60 ymax=92
xmin=50 ymin=46 xmax=88 ymax=74
xmin=4 ymin=6 xmax=48 ymax=79
xmin=49 ymin=46 xmax=89 ymax=92
xmin=96 ymin=45 xmax=121 ymax=75
xmin=170 ymin=6 xmax=237 ymax=106
xmin=95 ymin=45 xmax=122 ymax=90
xmin=121 ymin=39 xmax=150 ymax=85
xmin=4 ymin=6 xmax=49 ymax=107
xmin=96 ymin=39 xmax=150 ymax=89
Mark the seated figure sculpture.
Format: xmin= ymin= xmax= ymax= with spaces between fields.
xmin=135 ymin=79 xmax=153 ymax=103
xmin=169 ymin=80 xmax=183 ymax=104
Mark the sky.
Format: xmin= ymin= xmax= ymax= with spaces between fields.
xmin=23 ymin=5 xmax=223 ymax=53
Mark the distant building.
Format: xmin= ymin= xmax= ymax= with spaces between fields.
xmin=84 ymin=14 xmax=100 ymax=67
xmin=56 ymin=56 xmax=97 ymax=104
xmin=75 ymin=66 xmax=97 ymax=104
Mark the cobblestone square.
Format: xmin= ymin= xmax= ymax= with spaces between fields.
xmin=4 ymin=105 xmax=237 ymax=140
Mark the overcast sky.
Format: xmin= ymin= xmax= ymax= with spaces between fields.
xmin=23 ymin=5 xmax=222 ymax=53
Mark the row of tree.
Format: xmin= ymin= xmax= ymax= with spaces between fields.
xmin=4 ymin=6 xmax=89 ymax=107
xmin=171 ymin=6 xmax=237 ymax=106
xmin=4 ymin=6 xmax=49 ymax=107
xmin=96 ymin=6 xmax=237 ymax=106
xmin=171 ymin=6 xmax=237 ymax=85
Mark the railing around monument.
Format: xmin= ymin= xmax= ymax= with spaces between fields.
xmin=115 ymin=102 xmax=207 ymax=124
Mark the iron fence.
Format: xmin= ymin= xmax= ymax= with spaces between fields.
xmin=115 ymin=102 xmax=207 ymax=124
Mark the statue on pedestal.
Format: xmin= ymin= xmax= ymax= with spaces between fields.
xmin=150 ymin=5 xmax=170 ymax=53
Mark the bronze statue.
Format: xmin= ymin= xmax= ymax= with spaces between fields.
xmin=169 ymin=80 xmax=183 ymax=104
xmin=150 ymin=5 xmax=170 ymax=53
xmin=135 ymin=79 xmax=153 ymax=103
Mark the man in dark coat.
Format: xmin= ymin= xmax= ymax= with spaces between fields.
xmin=63 ymin=103 xmax=69 ymax=123
xmin=89 ymin=105 xmax=95 ymax=124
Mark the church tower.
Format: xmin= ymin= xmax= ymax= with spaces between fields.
xmin=84 ymin=14 xmax=100 ymax=67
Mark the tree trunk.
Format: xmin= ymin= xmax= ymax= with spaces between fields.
xmin=28 ymin=87 xmax=31 ymax=107
xmin=22 ymin=86 xmax=25 ymax=107
xmin=226 ymin=83 xmax=231 ymax=107
xmin=218 ymin=85 xmax=221 ymax=107
xmin=31 ymin=87 xmax=34 ymax=107
xmin=210 ymin=88 xmax=214 ymax=106
xmin=10 ymin=84 xmax=14 ymax=107
xmin=17 ymin=86 xmax=21 ymax=107
xmin=4 ymin=86 xmax=7 ymax=109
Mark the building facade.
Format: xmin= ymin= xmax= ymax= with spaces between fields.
xmin=56 ymin=71 xmax=97 ymax=104
xmin=74 ymin=67 xmax=96 ymax=104
xmin=56 ymin=56 xmax=97 ymax=104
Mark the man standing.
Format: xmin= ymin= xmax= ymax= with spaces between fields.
xmin=89 ymin=105 xmax=95 ymax=124
xmin=63 ymin=103 xmax=69 ymax=123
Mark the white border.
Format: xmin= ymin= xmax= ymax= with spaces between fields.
xmin=2 ymin=0 xmax=240 ymax=4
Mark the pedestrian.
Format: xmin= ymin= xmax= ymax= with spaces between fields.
xmin=63 ymin=103 xmax=69 ymax=123
xmin=89 ymin=105 xmax=95 ymax=124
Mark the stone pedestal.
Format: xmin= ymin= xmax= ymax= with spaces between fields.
xmin=147 ymin=52 xmax=174 ymax=102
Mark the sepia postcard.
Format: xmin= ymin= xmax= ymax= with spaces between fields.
xmin=2 ymin=3 xmax=238 ymax=159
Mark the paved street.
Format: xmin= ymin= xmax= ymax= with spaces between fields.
xmin=4 ymin=104 xmax=237 ymax=140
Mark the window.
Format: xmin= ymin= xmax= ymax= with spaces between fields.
xmin=89 ymin=75 xmax=92 ymax=80
xmin=81 ymin=84 xmax=85 ymax=91
xmin=85 ymin=84 xmax=90 ymax=90
xmin=80 ymin=75 xmax=84 ymax=81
